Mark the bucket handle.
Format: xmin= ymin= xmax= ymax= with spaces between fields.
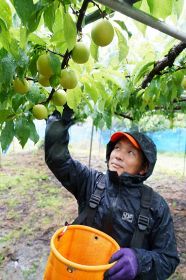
xmin=58 ymin=225 xmax=68 ymax=240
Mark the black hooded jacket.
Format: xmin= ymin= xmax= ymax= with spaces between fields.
xmin=45 ymin=116 xmax=180 ymax=279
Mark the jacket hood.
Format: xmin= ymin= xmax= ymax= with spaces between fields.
xmin=106 ymin=131 xmax=157 ymax=184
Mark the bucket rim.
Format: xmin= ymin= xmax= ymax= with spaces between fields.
xmin=50 ymin=225 xmax=120 ymax=272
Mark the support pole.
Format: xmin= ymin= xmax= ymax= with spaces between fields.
xmin=183 ymin=136 xmax=186 ymax=177
xmin=95 ymin=0 xmax=186 ymax=43
xmin=0 ymin=148 xmax=1 ymax=168
xmin=88 ymin=121 xmax=94 ymax=168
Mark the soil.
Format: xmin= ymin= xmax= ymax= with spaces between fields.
xmin=0 ymin=150 xmax=185 ymax=280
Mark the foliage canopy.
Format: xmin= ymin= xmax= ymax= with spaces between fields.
xmin=0 ymin=0 xmax=186 ymax=151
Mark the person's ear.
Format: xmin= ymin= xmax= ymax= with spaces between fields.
xmin=139 ymin=163 xmax=148 ymax=175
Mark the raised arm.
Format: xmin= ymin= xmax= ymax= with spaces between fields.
xmin=45 ymin=106 xmax=94 ymax=200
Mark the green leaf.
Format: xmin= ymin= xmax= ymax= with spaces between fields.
xmin=50 ymin=30 xmax=67 ymax=53
xmin=134 ymin=1 xmax=142 ymax=9
xmin=28 ymin=54 xmax=39 ymax=78
xmin=62 ymin=0 xmax=72 ymax=5
xmin=101 ymin=70 xmax=125 ymax=88
xmin=133 ymin=61 xmax=154 ymax=84
xmin=49 ymin=75 xmax=60 ymax=88
xmin=170 ymin=81 xmax=178 ymax=101
xmin=0 ymin=50 xmax=16 ymax=87
xmin=12 ymin=94 xmax=25 ymax=112
xmin=52 ymin=7 xmax=63 ymax=33
xmin=121 ymin=93 xmax=130 ymax=109
xmin=15 ymin=49 xmax=29 ymax=78
xmin=84 ymin=81 xmax=99 ymax=104
xmin=90 ymin=41 xmax=99 ymax=61
xmin=173 ymin=70 xmax=184 ymax=87
xmin=28 ymin=33 xmax=46 ymax=45
xmin=114 ymin=27 xmax=129 ymax=62
xmin=0 ymin=0 xmax=12 ymax=29
xmin=139 ymin=0 xmax=150 ymax=13
xmin=94 ymin=81 xmax=107 ymax=99
xmin=0 ymin=109 xmax=13 ymax=123
xmin=103 ymin=112 xmax=112 ymax=128
xmin=13 ymin=0 xmax=35 ymax=26
xmin=43 ymin=3 xmax=56 ymax=32
xmin=114 ymin=20 xmax=132 ymax=37
xmin=0 ymin=18 xmax=11 ymax=52
xmin=81 ymin=95 xmax=94 ymax=112
xmin=0 ymin=121 xmax=14 ymax=152
xmin=66 ymin=87 xmax=82 ymax=109
xmin=63 ymin=13 xmax=77 ymax=51
xmin=15 ymin=118 xmax=30 ymax=147
xmin=51 ymin=29 xmax=64 ymax=42
xmin=49 ymin=53 xmax=61 ymax=76
xmin=147 ymin=0 xmax=173 ymax=19
xmin=27 ymin=6 xmax=44 ymax=33
xmin=26 ymin=86 xmax=46 ymax=104
xmin=19 ymin=26 xmax=27 ymax=49
xmin=134 ymin=0 xmax=149 ymax=34
xmin=93 ymin=112 xmax=103 ymax=129
xmin=97 ymin=99 xmax=105 ymax=113
xmin=9 ymin=38 xmax=20 ymax=58
xmin=173 ymin=0 xmax=184 ymax=18
xmin=13 ymin=0 xmax=44 ymax=32
xmin=145 ymin=78 xmax=159 ymax=99
xmin=28 ymin=119 xmax=39 ymax=143
xmin=51 ymin=8 xmax=67 ymax=52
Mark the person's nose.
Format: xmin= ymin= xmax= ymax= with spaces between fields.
xmin=114 ymin=152 xmax=122 ymax=161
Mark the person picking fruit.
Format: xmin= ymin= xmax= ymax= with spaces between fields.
xmin=45 ymin=105 xmax=180 ymax=280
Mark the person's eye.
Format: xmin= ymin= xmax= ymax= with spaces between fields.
xmin=114 ymin=145 xmax=119 ymax=150
xmin=128 ymin=150 xmax=135 ymax=155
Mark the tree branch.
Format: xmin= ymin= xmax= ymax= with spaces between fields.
xmin=116 ymin=97 xmax=186 ymax=120
xmin=44 ymin=0 xmax=91 ymax=105
xmin=154 ymin=97 xmax=186 ymax=111
xmin=84 ymin=8 xmax=108 ymax=25
xmin=114 ymin=112 xmax=134 ymax=121
xmin=61 ymin=0 xmax=91 ymax=69
xmin=142 ymin=42 xmax=186 ymax=89
xmin=76 ymin=0 xmax=91 ymax=32
xmin=160 ymin=65 xmax=186 ymax=75
xmin=44 ymin=88 xmax=55 ymax=104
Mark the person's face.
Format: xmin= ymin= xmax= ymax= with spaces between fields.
xmin=108 ymin=137 xmax=147 ymax=176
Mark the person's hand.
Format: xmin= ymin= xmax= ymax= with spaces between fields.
xmin=61 ymin=104 xmax=74 ymax=125
xmin=107 ymin=248 xmax=139 ymax=280
xmin=47 ymin=104 xmax=74 ymax=127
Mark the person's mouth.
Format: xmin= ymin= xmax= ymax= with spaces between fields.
xmin=111 ymin=161 xmax=123 ymax=169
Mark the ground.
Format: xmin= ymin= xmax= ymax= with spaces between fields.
xmin=0 ymin=149 xmax=185 ymax=280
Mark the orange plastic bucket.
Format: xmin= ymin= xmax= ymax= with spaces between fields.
xmin=43 ymin=225 xmax=120 ymax=280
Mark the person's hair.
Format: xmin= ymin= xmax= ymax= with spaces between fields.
xmin=140 ymin=151 xmax=149 ymax=173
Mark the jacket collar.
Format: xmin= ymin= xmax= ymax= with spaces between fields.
xmin=108 ymin=169 xmax=145 ymax=187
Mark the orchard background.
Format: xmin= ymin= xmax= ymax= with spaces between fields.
xmin=0 ymin=0 xmax=186 ymax=279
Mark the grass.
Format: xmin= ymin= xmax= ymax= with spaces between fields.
xmin=0 ymin=254 xmax=5 ymax=266
xmin=22 ymin=262 xmax=38 ymax=280
xmin=155 ymin=152 xmax=186 ymax=177
xmin=1 ymin=151 xmax=70 ymax=221
xmin=168 ymin=272 xmax=185 ymax=280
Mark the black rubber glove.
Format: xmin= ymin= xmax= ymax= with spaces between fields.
xmin=47 ymin=104 xmax=74 ymax=127
xmin=45 ymin=105 xmax=74 ymax=150
xmin=61 ymin=104 xmax=74 ymax=125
